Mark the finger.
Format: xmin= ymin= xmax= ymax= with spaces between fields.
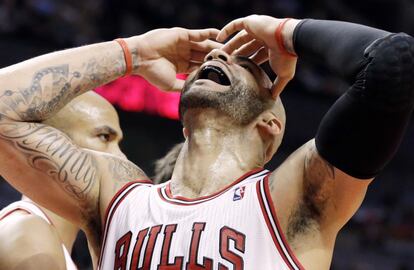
xmin=188 ymin=28 xmax=220 ymax=42
xmin=250 ymin=47 xmax=269 ymax=65
xmin=217 ymin=18 xmax=247 ymax=42
xmin=234 ymin=39 xmax=264 ymax=57
xmin=271 ymin=77 xmax=290 ymax=99
xmin=190 ymin=40 xmax=222 ymax=52
xmin=171 ymin=78 xmax=186 ymax=92
xmin=222 ymin=30 xmax=255 ymax=54
xmin=190 ymin=50 xmax=207 ymax=63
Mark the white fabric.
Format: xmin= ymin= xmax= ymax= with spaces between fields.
xmin=0 ymin=200 xmax=78 ymax=270
xmin=99 ymin=170 xmax=303 ymax=270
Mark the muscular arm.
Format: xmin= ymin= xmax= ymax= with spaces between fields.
xmin=270 ymin=19 xmax=414 ymax=262
xmin=98 ymin=153 xmax=148 ymax=223
xmin=0 ymin=117 xmax=147 ymax=228
xmin=0 ymin=27 xmax=217 ymax=245
xmin=0 ymin=40 xmax=130 ymax=222
xmin=0 ymin=41 xmax=126 ymax=122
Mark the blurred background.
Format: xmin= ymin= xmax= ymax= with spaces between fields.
xmin=0 ymin=0 xmax=414 ymax=269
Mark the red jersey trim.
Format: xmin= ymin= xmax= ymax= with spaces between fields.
xmin=256 ymin=177 xmax=305 ymax=270
xmin=0 ymin=201 xmax=54 ymax=225
xmin=102 ymin=180 xmax=153 ymax=226
xmin=158 ymin=168 xmax=267 ymax=206
xmin=0 ymin=208 xmax=31 ymax=221
xmin=98 ymin=180 xmax=152 ymax=268
xmin=23 ymin=201 xmax=54 ymax=225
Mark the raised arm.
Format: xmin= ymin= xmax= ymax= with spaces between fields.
xmin=219 ymin=16 xmax=414 ymax=268
xmin=286 ymin=19 xmax=414 ymax=217
xmin=0 ymin=41 xmax=125 ymax=122
xmin=0 ymin=27 xmax=220 ymax=122
xmin=0 ymin=117 xmax=145 ymax=224
xmin=0 ymin=28 xmax=219 ymax=230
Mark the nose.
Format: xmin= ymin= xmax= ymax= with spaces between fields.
xmin=204 ymin=49 xmax=232 ymax=64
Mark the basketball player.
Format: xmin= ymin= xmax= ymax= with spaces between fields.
xmin=0 ymin=18 xmax=412 ymax=270
xmin=0 ymin=92 xmax=125 ymax=269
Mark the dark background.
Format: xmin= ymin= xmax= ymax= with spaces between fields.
xmin=0 ymin=0 xmax=414 ymax=269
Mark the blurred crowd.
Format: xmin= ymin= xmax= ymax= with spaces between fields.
xmin=1 ymin=0 xmax=414 ymax=269
xmin=1 ymin=0 xmax=414 ymax=47
xmin=2 ymin=0 xmax=414 ymax=98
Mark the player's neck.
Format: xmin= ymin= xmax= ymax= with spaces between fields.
xmin=172 ymin=115 xmax=264 ymax=198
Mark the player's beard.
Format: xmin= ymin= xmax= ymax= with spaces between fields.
xmin=179 ymin=76 xmax=271 ymax=125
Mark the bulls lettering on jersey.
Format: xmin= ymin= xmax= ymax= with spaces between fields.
xmin=99 ymin=170 xmax=304 ymax=270
xmin=113 ymin=222 xmax=244 ymax=269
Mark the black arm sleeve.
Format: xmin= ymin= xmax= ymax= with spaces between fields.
xmin=293 ymin=19 xmax=414 ymax=179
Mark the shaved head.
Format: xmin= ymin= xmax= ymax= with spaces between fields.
xmin=43 ymin=92 xmax=117 ymax=135
xmin=43 ymin=92 xmax=124 ymax=157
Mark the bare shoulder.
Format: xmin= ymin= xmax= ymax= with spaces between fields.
xmin=0 ymin=214 xmax=66 ymax=270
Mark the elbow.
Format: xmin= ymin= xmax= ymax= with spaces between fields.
xmin=353 ymin=33 xmax=414 ymax=111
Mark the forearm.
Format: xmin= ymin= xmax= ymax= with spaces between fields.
xmin=292 ymin=19 xmax=414 ymax=178
xmin=0 ymin=41 xmax=129 ymax=122
xmin=292 ymin=19 xmax=389 ymax=81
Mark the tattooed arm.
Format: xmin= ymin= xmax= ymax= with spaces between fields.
xmin=0 ymin=117 xmax=147 ymax=261
xmin=0 ymin=118 xmax=146 ymax=224
xmin=99 ymin=154 xmax=147 ymax=220
xmin=0 ymin=42 xmax=125 ymax=122
xmin=0 ymin=117 xmax=99 ymax=225
xmin=0 ymin=27 xmax=219 ymax=227
xmin=0 ymin=28 xmax=219 ymax=122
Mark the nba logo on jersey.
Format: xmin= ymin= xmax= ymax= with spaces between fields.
xmin=233 ymin=186 xmax=246 ymax=201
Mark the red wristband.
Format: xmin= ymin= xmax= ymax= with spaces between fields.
xmin=275 ymin=18 xmax=297 ymax=57
xmin=115 ymin=38 xmax=133 ymax=76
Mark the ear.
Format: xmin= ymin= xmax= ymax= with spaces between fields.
xmin=256 ymin=112 xmax=282 ymax=139
xmin=256 ymin=112 xmax=283 ymax=163
xmin=182 ymin=127 xmax=189 ymax=139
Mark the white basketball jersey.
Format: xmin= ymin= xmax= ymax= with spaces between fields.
xmin=99 ymin=169 xmax=304 ymax=270
xmin=0 ymin=200 xmax=78 ymax=270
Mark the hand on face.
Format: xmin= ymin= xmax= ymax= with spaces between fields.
xmin=217 ymin=15 xmax=300 ymax=98
xmin=127 ymin=28 xmax=221 ymax=92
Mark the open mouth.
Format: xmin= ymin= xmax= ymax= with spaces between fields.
xmin=197 ymin=65 xmax=231 ymax=86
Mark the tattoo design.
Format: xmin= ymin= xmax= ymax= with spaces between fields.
xmin=103 ymin=155 xmax=147 ymax=192
xmin=0 ymin=121 xmax=98 ymax=200
xmin=0 ymin=65 xmax=81 ymax=121
xmin=0 ymin=50 xmax=125 ymax=198
xmin=0 ymin=52 xmax=124 ymax=122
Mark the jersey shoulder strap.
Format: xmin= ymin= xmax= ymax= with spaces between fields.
xmin=0 ymin=200 xmax=52 ymax=224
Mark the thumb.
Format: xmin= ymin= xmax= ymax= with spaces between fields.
xmin=271 ymin=76 xmax=290 ymax=99
xmin=171 ymin=78 xmax=185 ymax=92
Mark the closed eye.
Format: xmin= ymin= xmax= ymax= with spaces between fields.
xmin=240 ymin=63 xmax=253 ymax=74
